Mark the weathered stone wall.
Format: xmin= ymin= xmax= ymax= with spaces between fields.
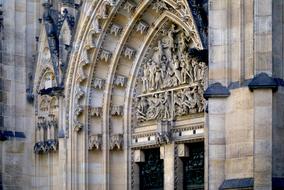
xmin=0 ymin=0 xmax=40 ymax=189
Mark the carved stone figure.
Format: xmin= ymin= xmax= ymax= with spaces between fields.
xmin=137 ymin=96 xmax=148 ymax=122
xmin=162 ymin=91 xmax=170 ymax=119
xmin=171 ymin=55 xmax=182 ymax=84
xmin=148 ymin=59 xmax=157 ymax=90
xmin=167 ymin=24 xmax=180 ymax=54
xmin=155 ymin=131 xmax=171 ymax=144
xmin=141 ymin=64 xmax=149 ymax=92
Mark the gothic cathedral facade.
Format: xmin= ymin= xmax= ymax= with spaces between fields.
xmin=0 ymin=0 xmax=283 ymax=190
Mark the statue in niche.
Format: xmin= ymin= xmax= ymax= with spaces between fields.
xmin=137 ymin=96 xmax=148 ymax=122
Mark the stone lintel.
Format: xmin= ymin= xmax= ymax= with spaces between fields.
xmin=219 ymin=178 xmax=254 ymax=190
xmin=203 ymin=82 xmax=230 ymax=100
xmin=248 ymin=72 xmax=278 ymax=91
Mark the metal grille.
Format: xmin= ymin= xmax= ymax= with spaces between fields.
xmin=139 ymin=148 xmax=164 ymax=190
xmin=183 ymin=142 xmax=204 ymax=190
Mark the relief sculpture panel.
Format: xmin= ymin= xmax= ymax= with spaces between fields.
xmin=136 ymin=23 xmax=206 ymax=123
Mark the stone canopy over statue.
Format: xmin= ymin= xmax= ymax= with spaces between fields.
xmin=136 ymin=23 xmax=206 ymax=122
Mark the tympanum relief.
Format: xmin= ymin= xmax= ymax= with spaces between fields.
xmin=136 ymin=23 xmax=206 ymax=123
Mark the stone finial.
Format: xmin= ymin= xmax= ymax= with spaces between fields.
xmin=88 ymin=134 xmax=102 ymax=150
xmin=110 ymin=134 xmax=123 ymax=150
xmin=90 ymin=107 xmax=102 ymax=117
xmin=136 ymin=20 xmax=149 ymax=34
xmin=110 ymin=24 xmax=123 ymax=36
xmin=123 ymin=46 xmax=136 ymax=60
xmin=111 ymin=105 xmax=123 ymax=116
xmin=93 ymin=78 xmax=105 ymax=89
xmin=123 ymin=1 xmax=136 ymax=14
xmin=100 ymin=49 xmax=112 ymax=62
xmin=114 ymin=75 xmax=128 ymax=88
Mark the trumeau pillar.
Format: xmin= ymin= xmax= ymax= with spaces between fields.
xmin=161 ymin=144 xmax=175 ymax=190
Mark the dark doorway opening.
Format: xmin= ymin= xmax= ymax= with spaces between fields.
xmin=139 ymin=148 xmax=164 ymax=190
xmin=182 ymin=141 xmax=204 ymax=190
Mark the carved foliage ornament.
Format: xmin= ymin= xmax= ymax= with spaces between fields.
xmin=88 ymin=134 xmax=102 ymax=150
xmin=110 ymin=134 xmax=123 ymax=150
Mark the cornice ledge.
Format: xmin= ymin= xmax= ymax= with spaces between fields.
xmin=203 ymin=82 xmax=230 ymax=100
xmin=248 ymin=72 xmax=278 ymax=92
